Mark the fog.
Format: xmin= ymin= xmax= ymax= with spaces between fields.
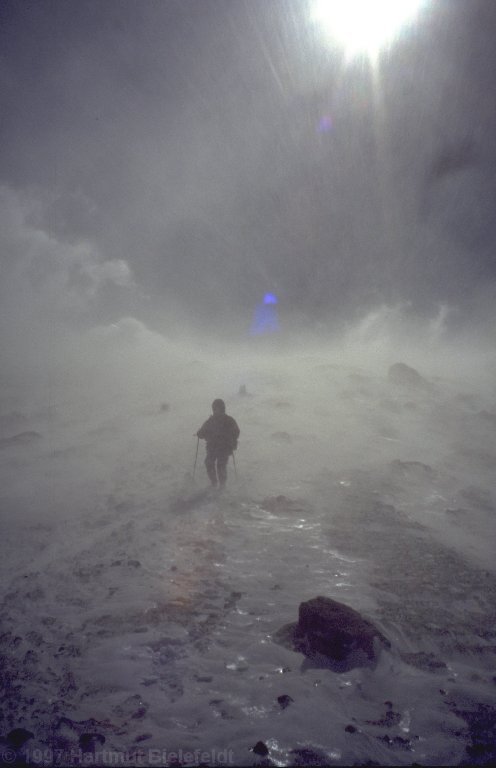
xmin=1 ymin=0 xmax=496 ymax=765
xmin=2 ymin=0 xmax=496 ymax=340
xmin=2 ymin=318 xmax=496 ymax=764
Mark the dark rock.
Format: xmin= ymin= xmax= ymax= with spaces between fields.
xmin=55 ymin=644 xmax=81 ymax=658
xmin=79 ymin=733 xmax=105 ymax=752
xmin=345 ymin=724 xmax=357 ymax=733
xmin=367 ymin=701 xmax=402 ymax=727
xmin=287 ymin=596 xmax=390 ymax=671
xmin=7 ymin=728 xmax=34 ymax=748
xmin=134 ymin=733 xmax=153 ymax=743
xmin=252 ymin=741 xmax=269 ymax=756
xmin=388 ymin=363 xmax=430 ymax=390
xmin=127 ymin=560 xmax=141 ymax=568
xmin=452 ymin=702 xmax=496 ymax=766
xmin=277 ymin=695 xmax=294 ymax=710
xmin=378 ymin=734 xmax=413 ymax=750
xmin=159 ymin=402 xmax=170 ymax=413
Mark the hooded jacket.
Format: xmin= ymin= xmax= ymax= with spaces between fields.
xmin=197 ymin=413 xmax=240 ymax=454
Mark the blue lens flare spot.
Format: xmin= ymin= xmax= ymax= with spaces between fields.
xmin=264 ymin=293 xmax=278 ymax=305
xmin=250 ymin=293 xmax=280 ymax=335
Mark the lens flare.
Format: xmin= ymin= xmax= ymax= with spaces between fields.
xmin=250 ymin=294 xmax=280 ymax=335
xmin=263 ymin=293 xmax=278 ymax=305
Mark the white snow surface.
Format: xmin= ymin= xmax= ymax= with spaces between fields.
xmin=1 ymin=334 xmax=496 ymax=767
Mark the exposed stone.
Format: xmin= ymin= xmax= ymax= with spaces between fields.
xmin=286 ymin=596 xmax=390 ymax=671
xmin=6 ymin=728 xmax=34 ymax=748
xmin=366 ymin=701 xmax=402 ymax=727
xmin=252 ymin=740 xmax=269 ymax=756
xmin=79 ymin=732 xmax=105 ymax=752
xmin=450 ymin=702 xmax=496 ymax=765
xmin=378 ymin=734 xmax=413 ymax=750
xmin=277 ymin=695 xmax=294 ymax=710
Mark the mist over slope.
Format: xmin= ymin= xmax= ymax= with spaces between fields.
xmin=1 ymin=315 xmax=496 ymax=766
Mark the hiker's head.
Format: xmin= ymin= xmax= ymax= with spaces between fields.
xmin=212 ymin=399 xmax=226 ymax=415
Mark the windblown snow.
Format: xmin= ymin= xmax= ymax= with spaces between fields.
xmin=1 ymin=327 xmax=496 ymax=767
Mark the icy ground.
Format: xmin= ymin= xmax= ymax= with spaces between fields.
xmin=1 ymin=342 xmax=496 ymax=766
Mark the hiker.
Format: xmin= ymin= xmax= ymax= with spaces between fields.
xmin=196 ymin=399 xmax=240 ymax=488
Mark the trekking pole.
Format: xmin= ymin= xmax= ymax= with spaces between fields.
xmin=231 ymin=451 xmax=238 ymax=480
xmin=192 ymin=437 xmax=199 ymax=483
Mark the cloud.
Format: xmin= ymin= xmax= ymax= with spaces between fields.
xmin=1 ymin=2 xmax=496 ymax=339
xmin=78 ymin=258 xmax=133 ymax=296
xmin=93 ymin=316 xmax=157 ymax=342
xmin=0 ymin=184 xmax=139 ymax=390
xmin=0 ymin=185 xmax=134 ymax=318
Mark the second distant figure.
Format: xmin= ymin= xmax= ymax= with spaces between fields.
xmin=196 ymin=399 xmax=240 ymax=488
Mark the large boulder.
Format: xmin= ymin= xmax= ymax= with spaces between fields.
xmin=292 ymin=596 xmax=390 ymax=670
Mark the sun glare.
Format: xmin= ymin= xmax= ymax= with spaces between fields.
xmin=311 ymin=0 xmax=426 ymax=61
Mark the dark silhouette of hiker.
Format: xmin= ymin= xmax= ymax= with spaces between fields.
xmin=196 ymin=399 xmax=240 ymax=488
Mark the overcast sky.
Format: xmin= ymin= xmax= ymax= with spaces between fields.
xmin=1 ymin=0 xmax=496 ymax=345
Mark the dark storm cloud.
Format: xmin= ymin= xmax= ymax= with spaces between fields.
xmin=1 ymin=0 xmax=496 ymax=334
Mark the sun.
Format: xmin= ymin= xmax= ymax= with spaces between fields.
xmin=310 ymin=0 xmax=426 ymax=61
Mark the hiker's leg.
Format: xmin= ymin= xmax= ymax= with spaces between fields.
xmin=217 ymin=453 xmax=229 ymax=487
xmin=205 ymin=452 xmax=217 ymax=486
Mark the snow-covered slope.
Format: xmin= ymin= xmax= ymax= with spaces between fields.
xmin=1 ymin=340 xmax=495 ymax=766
